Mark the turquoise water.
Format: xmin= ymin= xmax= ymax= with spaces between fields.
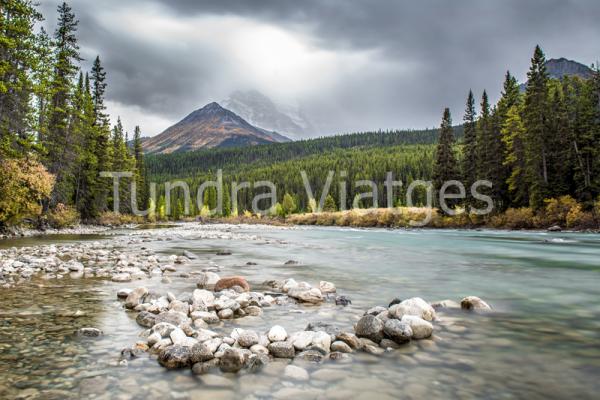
xmin=0 ymin=225 xmax=599 ymax=399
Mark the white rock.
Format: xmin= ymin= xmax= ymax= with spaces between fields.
xmin=290 ymin=331 xmax=314 ymax=351
xmin=319 ymin=281 xmax=336 ymax=294
xmin=401 ymin=315 xmax=433 ymax=339
xmin=288 ymin=288 xmax=324 ymax=304
xmin=389 ymin=297 xmax=436 ymax=321
xmin=268 ymin=325 xmax=288 ymax=342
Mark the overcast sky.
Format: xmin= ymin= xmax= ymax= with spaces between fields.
xmin=39 ymin=0 xmax=600 ymax=137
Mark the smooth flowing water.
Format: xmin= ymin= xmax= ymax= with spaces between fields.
xmin=1 ymin=224 xmax=599 ymax=400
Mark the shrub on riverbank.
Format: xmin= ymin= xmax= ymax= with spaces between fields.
xmin=47 ymin=204 xmax=80 ymax=228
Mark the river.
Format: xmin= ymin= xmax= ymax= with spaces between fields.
xmin=0 ymin=224 xmax=599 ymax=399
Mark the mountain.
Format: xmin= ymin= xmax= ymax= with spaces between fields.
xmin=222 ymin=90 xmax=316 ymax=139
xmin=520 ymin=58 xmax=593 ymax=91
xmin=143 ymin=102 xmax=290 ymax=154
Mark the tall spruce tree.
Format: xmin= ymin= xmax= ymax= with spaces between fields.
xmin=523 ymin=45 xmax=550 ymax=209
xmin=133 ymin=126 xmax=148 ymax=210
xmin=45 ymin=2 xmax=82 ymax=205
xmin=461 ymin=90 xmax=477 ymax=208
xmin=476 ymin=91 xmax=492 ymax=178
xmin=433 ymin=108 xmax=459 ymax=211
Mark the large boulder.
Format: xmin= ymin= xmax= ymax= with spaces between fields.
xmin=460 ymin=296 xmax=492 ymax=311
xmin=136 ymin=311 xmax=157 ymax=328
xmin=158 ymin=345 xmax=193 ymax=369
xmin=355 ymin=315 xmax=384 ymax=343
xmin=125 ymin=287 xmax=148 ymax=309
xmin=237 ymin=330 xmax=260 ymax=348
xmin=389 ymin=297 xmax=436 ymax=321
xmin=154 ymin=311 xmax=191 ymax=329
xmin=214 ymin=276 xmax=250 ymax=292
xmin=190 ymin=343 xmax=215 ymax=363
xmin=400 ymin=315 xmax=433 ymax=339
xmin=383 ymin=319 xmax=413 ymax=344
xmin=319 ymin=281 xmax=336 ymax=294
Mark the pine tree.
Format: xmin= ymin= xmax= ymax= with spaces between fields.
xmin=323 ymin=194 xmax=337 ymax=212
xmin=45 ymin=2 xmax=82 ymax=205
xmin=502 ymin=105 xmax=529 ymax=206
xmin=132 ymin=126 xmax=147 ymax=210
xmin=433 ymin=108 xmax=459 ymax=211
xmin=523 ymin=45 xmax=550 ymax=209
xmin=461 ymin=90 xmax=477 ymax=208
xmin=476 ymin=91 xmax=492 ymax=179
xmin=0 ymin=0 xmax=43 ymax=156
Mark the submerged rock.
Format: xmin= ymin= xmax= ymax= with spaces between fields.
xmin=460 ymin=296 xmax=492 ymax=311
xmin=335 ymin=295 xmax=352 ymax=306
xmin=431 ymin=299 xmax=461 ymax=309
xmin=77 ymin=327 xmax=103 ymax=337
xmin=219 ymin=348 xmax=247 ymax=373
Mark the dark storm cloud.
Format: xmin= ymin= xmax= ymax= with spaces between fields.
xmin=39 ymin=0 xmax=600 ymax=135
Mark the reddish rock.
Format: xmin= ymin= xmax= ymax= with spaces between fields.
xmin=214 ymin=276 xmax=250 ymax=292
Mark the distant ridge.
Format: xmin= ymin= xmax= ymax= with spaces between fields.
xmin=143 ymin=102 xmax=290 ymax=154
xmin=520 ymin=58 xmax=593 ymax=91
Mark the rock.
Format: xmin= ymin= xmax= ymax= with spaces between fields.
xmin=170 ymin=329 xmax=197 ymax=347
xmin=246 ymin=353 xmax=270 ymax=373
xmin=389 ymin=297 xmax=436 ymax=321
xmin=268 ymin=341 xmax=295 ymax=358
xmin=268 ymin=325 xmax=287 ymax=342
xmin=383 ymin=319 xmax=413 ymax=344
xmin=460 ymin=296 xmax=492 ymax=311
xmin=290 ymin=331 xmax=314 ymax=351
xmin=219 ymin=348 xmax=246 ymax=373
xmin=355 ymin=314 xmax=384 ymax=343
xmin=282 ymin=278 xmax=299 ymax=293
xmin=250 ymin=344 xmax=269 ymax=355
xmin=204 ymin=338 xmax=223 ymax=354
xmin=431 ymin=299 xmax=461 ymax=309
xmin=117 ymin=289 xmax=132 ymax=299
xmin=388 ymin=297 xmax=402 ymax=307
xmin=365 ymin=306 xmax=387 ymax=316
xmin=237 ymin=330 xmax=260 ymax=348
xmin=401 ymin=315 xmax=433 ymax=339
xmin=77 ymin=327 xmax=102 ymax=337
xmin=183 ymin=250 xmax=197 ymax=259
xmin=169 ymin=300 xmax=190 ymax=315
xmin=284 ymin=260 xmax=299 ymax=265
xmin=111 ymin=273 xmax=132 ymax=282
xmin=158 ymin=345 xmax=192 ymax=369
xmin=284 ymin=365 xmax=309 ymax=381
xmin=197 ymin=272 xmax=220 ymax=289
xmin=335 ymin=332 xmax=361 ymax=350
xmin=217 ymin=308 xmax=233 ymax=319
xmin=296 ymin=350 xmax=324 ymax=363
xmin=330 ymin=341 xmax=352 ymax=353
xmin=214 ymin=297 xmax=238 ymax=311
xmin=329 ymin=351 xmax=350 ymax=362
xmin=379 ymin=339 xmax=400 ymax=349
xmin=192 ymin=289 xmax=215 ymax=309
xmin=548 ymin=225 xmax=562 ymax=232
xmin=288 ymin=287 xmax=323 ymax=304
xmin=335 ymin=295 xmax=352 ymax=306
xmin=362 ymin=341 xmax=385 ymax=355
xmin=310 ymin=331 xmax=331 ymax=354
xmin=214 ymin=276 xmax=250 ymax=292
xmin=216 ymin=251 xmax=232 ymax=256
xmin=154 ymin=311 xmax=191 ymax=329
xmin=147 ymin=332 xmax=162 ymax=346
xmin=191 ymin=311 xmax=219 ymax=324
xmin=319 ymin=281 xmax=336 ymax=294
xmin=152 ymin=322 xmax=177 ymax=337
xmin=190 ymin=343 xmax=215 ymax=363
xmin=243 ymin=306 xmax=263 ymax=316
xmin=192 ymin=359 xmax=220 ymax=375
xmin=136 ymin=311 xmax=157 ymax=328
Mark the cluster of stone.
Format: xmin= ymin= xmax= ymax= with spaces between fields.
xmin=0 ymin=240 xmax=188 ymax=288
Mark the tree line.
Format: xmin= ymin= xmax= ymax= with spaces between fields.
xmin=0 ymin=1 xmax=148 ymax=227
xmin=433 ymin=45 xmax=600 ymax=215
